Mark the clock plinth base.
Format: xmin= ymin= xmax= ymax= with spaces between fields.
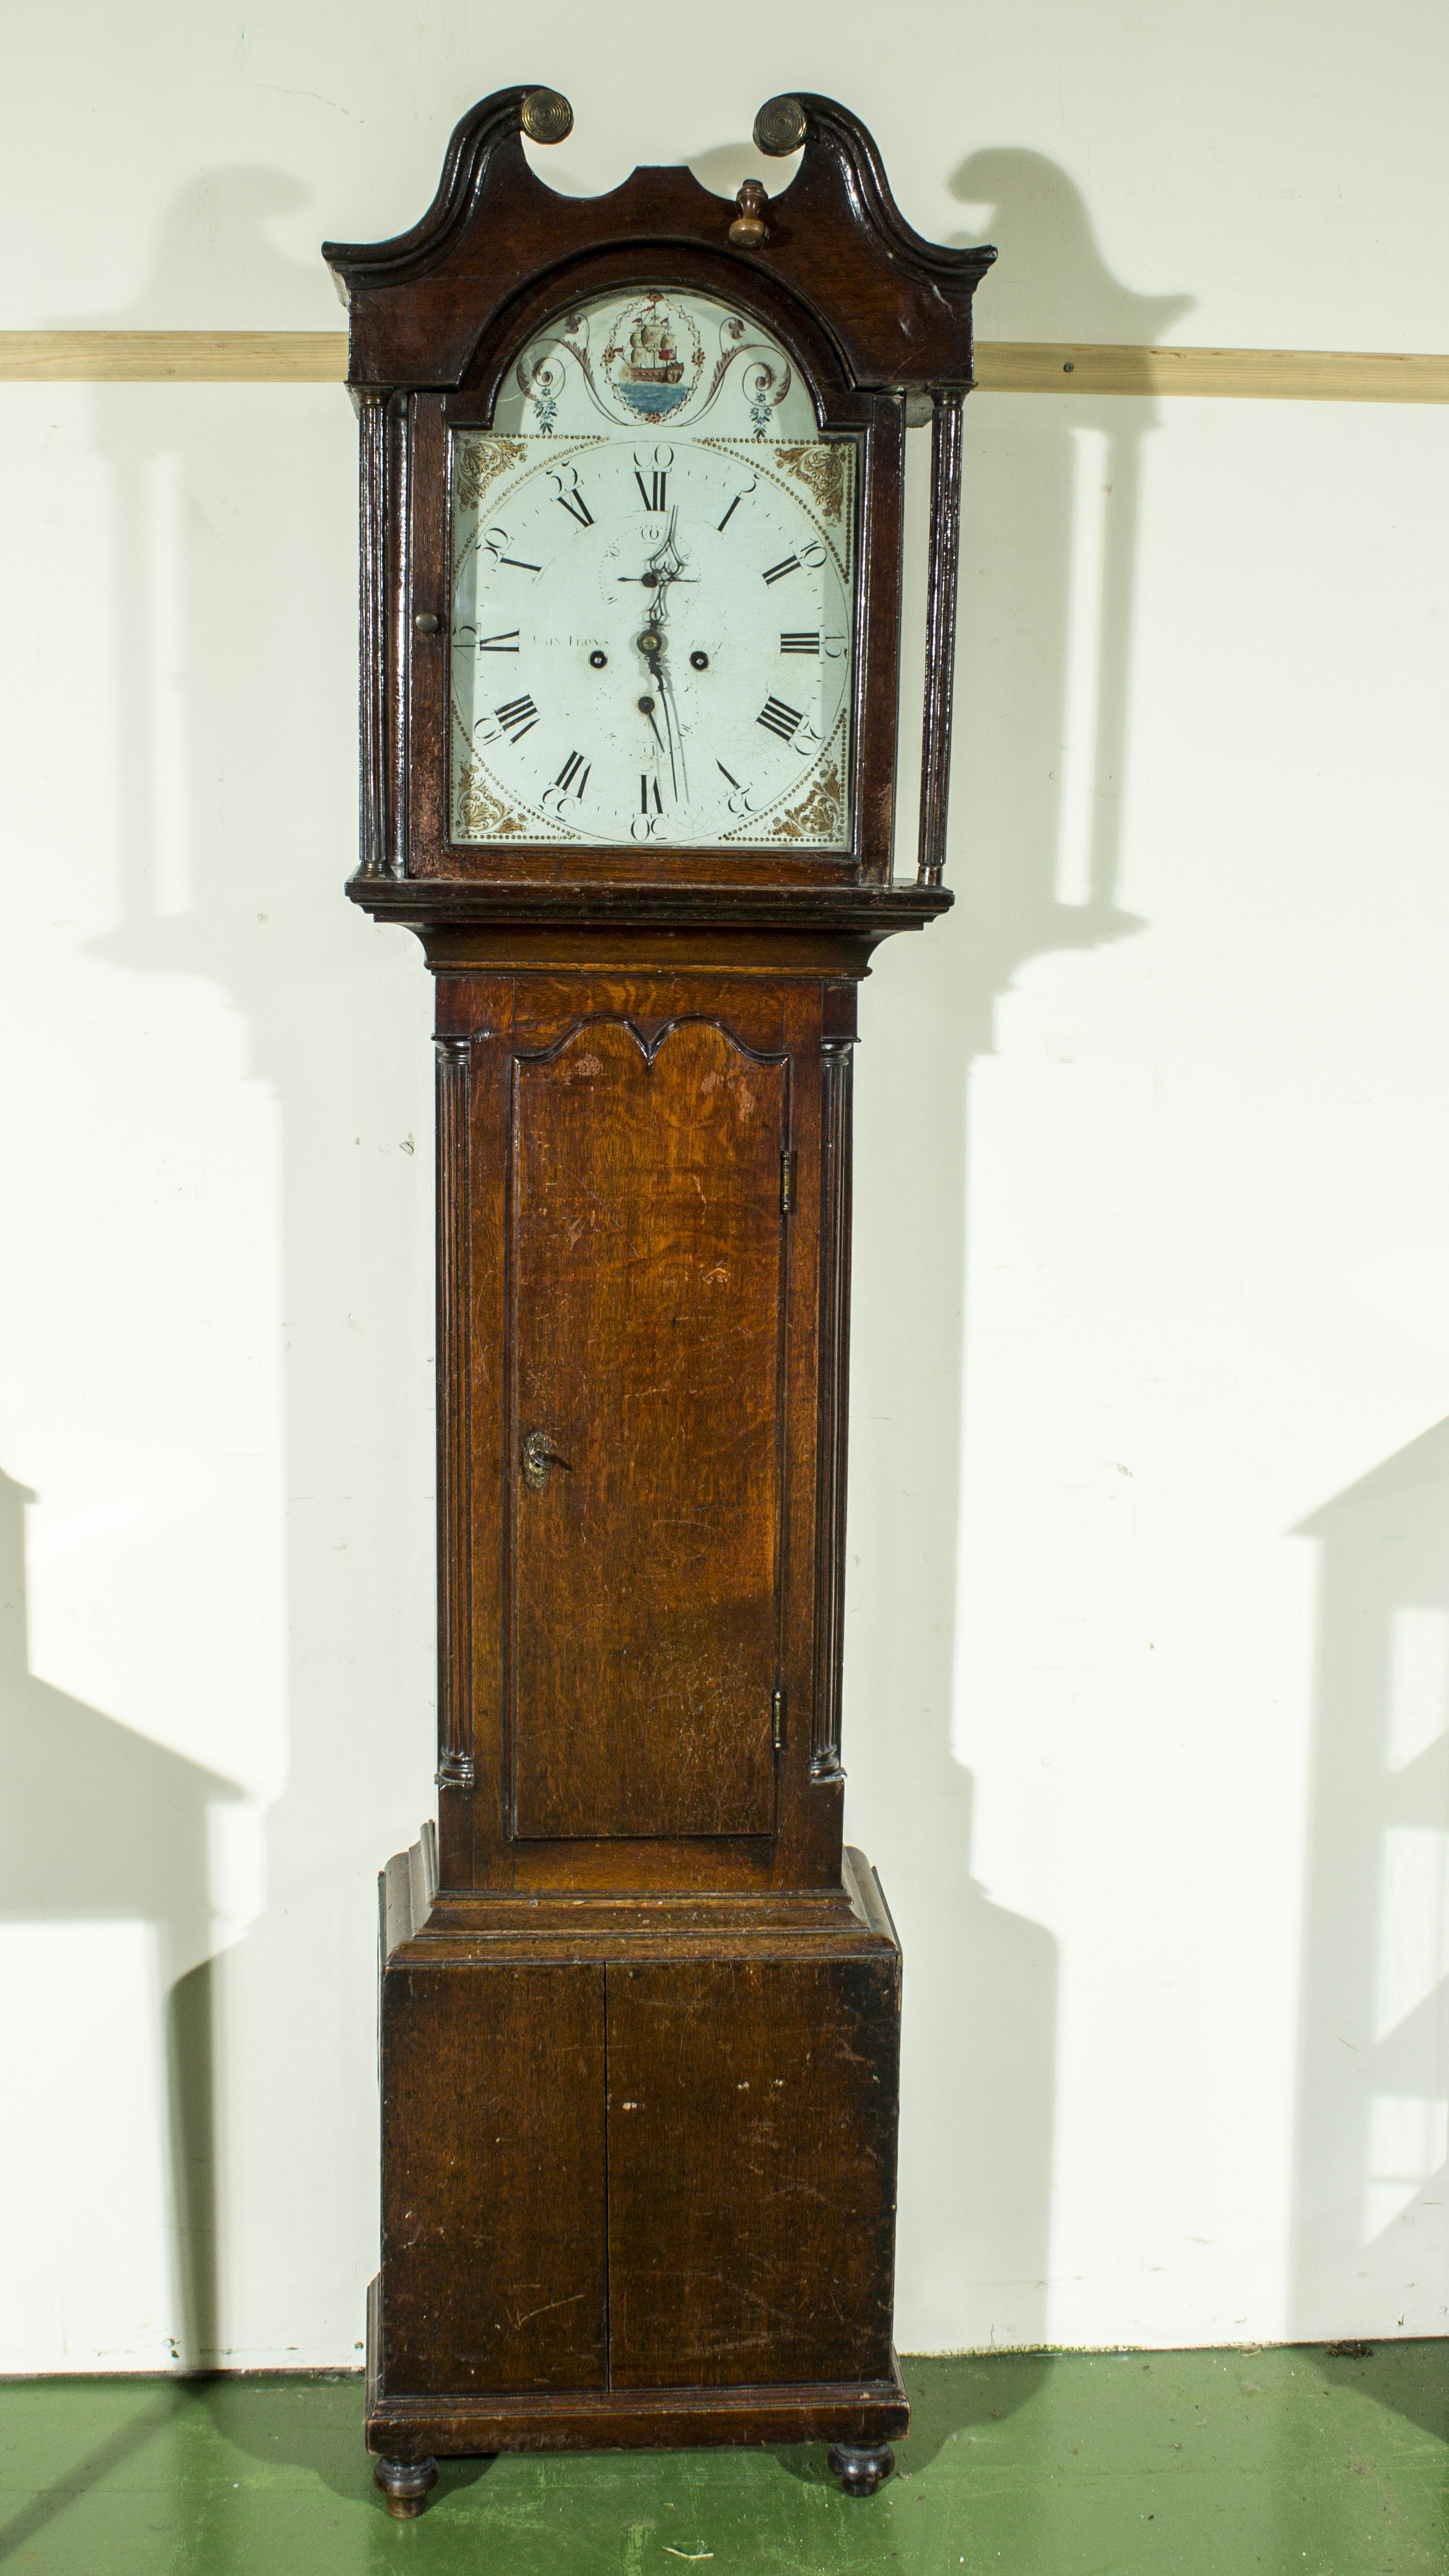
xmin=366 ymin=2279 xmax=908 ymax=2483
xmin=366 ymin=1840 xmax=907 ymax=2487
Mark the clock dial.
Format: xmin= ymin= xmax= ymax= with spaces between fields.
xmin=448 ymin=287 xmax=855 ymax=853
xmin=451 ymin=435 xmax=853 ymax=849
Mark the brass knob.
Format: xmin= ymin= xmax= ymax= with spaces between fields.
xmin=729 ymin=180 xmax=769 ymax=249
xmin=753 ymin=94 xmax=808 ymax=156
xmin=520 ymin=87 xmax=573 ymax=145
xmin=413 ymin=611 xmax=440 ymax=636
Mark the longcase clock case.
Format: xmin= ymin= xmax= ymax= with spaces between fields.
xmin=322 ymin=85 xmax=994 ymax=2514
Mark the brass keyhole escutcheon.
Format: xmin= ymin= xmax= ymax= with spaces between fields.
xmin=522 ymin=1430 xmax=571 ymax=1492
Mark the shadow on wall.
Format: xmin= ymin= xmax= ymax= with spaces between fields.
xmin=845 ymin=151 xmax=1190 ymax=2348
xmin=0 ymin=1467 xmax=236 ymax=2369
xmin=6 ymin=164 xmax=432 ymax=2377
xmin=1291 ymin=1425 xmax=1449 ymax=2351
xmin=945 ymin=146 xmax=1192 ymax=1008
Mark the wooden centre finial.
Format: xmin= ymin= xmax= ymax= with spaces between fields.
xmin=729 ymin=180 xmax=769 ymax=247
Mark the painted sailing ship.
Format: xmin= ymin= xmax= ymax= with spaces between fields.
xmin=623 ymin=318 xmax=685 ymax=385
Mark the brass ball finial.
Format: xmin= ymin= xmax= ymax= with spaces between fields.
xmin=520 ymin=87 xmax=574 ymax=146
xmin=728 ymin=181 xmax=769 ymax=248
xmin=752 ymin=94 xmax=808 ymax=157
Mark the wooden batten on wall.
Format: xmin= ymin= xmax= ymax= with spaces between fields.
xmin=2 ymin=331 xmax=1447 ymax=401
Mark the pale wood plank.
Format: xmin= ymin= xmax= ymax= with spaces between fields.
xmin=0 ymin=330 xmax=349 ymax=382
xmin=973 ymin=342 xmax=1449 ymax=402
xmin=1 ymin=332 xmax=1446 ymax=402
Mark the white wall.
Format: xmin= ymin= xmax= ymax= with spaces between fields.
xmin=2 ymin=1 xmax=1446 ymax=2366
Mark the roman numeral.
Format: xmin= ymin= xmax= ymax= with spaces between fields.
xmin=640 ymin=775 xmax=663 ymax=814
xmin=479 ymin=630 xmax=520 ymax=652
xmin=757 ymin=696 xmax=804 ymax=743
xmin=717 ymin=494 xmax=744 ymax=531
xmin=716 ymin=761 xmax=744 ymax=789
xmin=554 ymin=751 xmax=590 ymax=798
xmin=762 ymin=554 xmax=801 ymax=584
xmin=498 ymin=556 xmax=541 ymax=572
xmin=780 ymin=632 xmax=819 ymax=654
xmin=635 ymin=468 xmax=667 ymax=512
xmin=555 ymin=486 xmax=594 ymax=528
xmin=495 ymin=694 xmax=539 ymax=742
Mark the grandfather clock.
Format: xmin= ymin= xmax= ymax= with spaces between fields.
xmin=323 ymin=86 xmax=993 ymax=2516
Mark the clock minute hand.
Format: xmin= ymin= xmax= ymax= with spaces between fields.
xmin=636 ymin=627 xmax=683 ymax=802
xmin=647 ymin=634 xmax=691 ymax=803
xmin=633 ymin=512 xmax=692 ymax=801
xmin=657 ymin=669 xmax=685 ymax=800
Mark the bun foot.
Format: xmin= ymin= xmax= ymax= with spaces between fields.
xmin=373 ymin=2455 xmax=439 ymax=2518
xmin=827 ymin=2440 xmax=895 ymax=2497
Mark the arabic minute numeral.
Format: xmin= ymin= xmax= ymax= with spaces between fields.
xmin=717 ymin=476 xmax=755 ymax=531
xmin=757 ymin=696 xmax=804 ymax=743
xmin=495 ymin=694 xmax=539 ymax=743
xmin=717 ymin=758 xmax=759 ymax=817
xmin=762 ymin=554 xmax=801 ymax=585
xmin=780 ymin=632 xmax=819 ymax=654
xmin=482 ymin=525 xmax=542 ymax=573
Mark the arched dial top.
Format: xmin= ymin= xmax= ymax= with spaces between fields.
xmin=450 ymin=288 xmax=856 ymax=853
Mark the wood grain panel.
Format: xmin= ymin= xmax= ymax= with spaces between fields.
xmin=434 ymin=1033 xmax=475 ymax=1803
xmin=380 ymin=1962 xmax=606 ymax=2392
xmin=811 ymin=1032 xmax=853 ymax=1787
xmin=606 ymin=1954 xmax=900 ymax=2388
xmin=509 ymin=1019 xmax=789 ymax=1840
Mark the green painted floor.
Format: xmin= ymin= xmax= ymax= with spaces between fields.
xmin=0 ymin=2346 xmax=1443 ymax=2574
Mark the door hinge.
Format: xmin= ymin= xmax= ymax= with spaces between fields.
xmin=780 ymin=1149 xmax=796 ymax=1214
xmin=772 ymin=1688 xmax=785 ymax=1751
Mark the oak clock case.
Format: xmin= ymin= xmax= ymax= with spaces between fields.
xmin=322 ymin=85 xmax=994 ymax=2518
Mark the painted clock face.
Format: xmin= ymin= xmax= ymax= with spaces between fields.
xmin=449 ymin=288 xmax=856 ymax=852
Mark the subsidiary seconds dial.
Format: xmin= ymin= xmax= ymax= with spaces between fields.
xmin=449 ymin=435 xmax=855 ymax=849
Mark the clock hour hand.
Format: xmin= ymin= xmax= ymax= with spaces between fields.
xmin=647 ymin=508 xmax=687 ymax=588
xmin=638 ymin=511 xmax=696 ymax=614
